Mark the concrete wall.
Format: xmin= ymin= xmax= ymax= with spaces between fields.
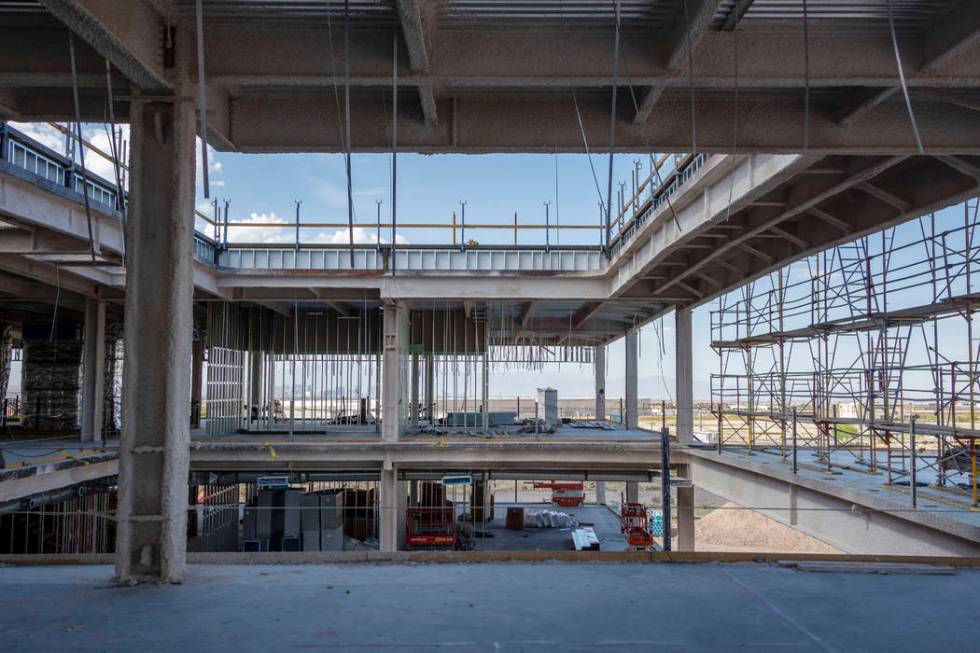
xmin=687 ymin=455 xmax=980 ymax=557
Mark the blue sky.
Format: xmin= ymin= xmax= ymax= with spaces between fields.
xmin=9 ymin=122 xmax=975 ymax=403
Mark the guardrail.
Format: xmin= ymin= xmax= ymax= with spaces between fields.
xmin=1 ymin=122 xmax=710 ymax=272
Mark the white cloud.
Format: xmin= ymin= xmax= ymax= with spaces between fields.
xmin=308 ymin=227 xmax=407 ymax=245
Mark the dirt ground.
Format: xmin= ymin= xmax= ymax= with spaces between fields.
xmin=486 ymin=482 xmax=840 ymax=554
xmin=694 ymin=501 xmax=840 ymax=553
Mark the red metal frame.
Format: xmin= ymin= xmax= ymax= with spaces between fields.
xmin=532 ymin=482 xmax=585 ymax=507
xmin=405 ymin=506 xmax=457 ymax=549
xmin=620 ymin=502 xmax=654 ymax=548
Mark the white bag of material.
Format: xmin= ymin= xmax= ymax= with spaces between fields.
xmin=523 ymin=509 xmax=577 ymax=529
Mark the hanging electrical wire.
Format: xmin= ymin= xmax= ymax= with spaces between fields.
xmin=344 ymin=0 xmax=355 ymax=267
xmin=195 ymin=0 xmax=210 ymax=198
xmin=723 ymin=27 xmax=740 ymax=223
xmin=67 ymin=33 xmax=98 ymax=263
xmin=391 ymin=30 xmax=398 ymax=273
xmin=603 ymin=0 xmax=622 ymax=255
xmin=886 ymin=0 xmax=924 ymax=153
xmin=681 ymin=0 xmax=697 ymax=155
xmin=802 ymin=0 xmax=810 ymax=151
xmin=102 ymin=60 xmax=127 ymax=262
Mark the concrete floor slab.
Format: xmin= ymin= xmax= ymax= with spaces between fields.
xmin=0 ymin=563 xmax=975 ymax=651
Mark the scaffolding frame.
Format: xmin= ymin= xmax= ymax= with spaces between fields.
xmin=711 ymin=199 xmax=980 ymax=506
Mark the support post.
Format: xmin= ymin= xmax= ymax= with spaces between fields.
xmin=481 ymin=344 xmax=489 ymax=430
xmin=382 ymin=303 xmax=409 ymax=442
xmin=625 ymin=327 xmax=638 ymax=429
xmin=424 ymin=353 xmax=434 ymax=421
xmin=80 ymin=298 xmax=106 ymax=443
xmin=379 ymin=465 xmax=407 ymax=552
xmin=190 ymin=337 xmax=203 ymax=428
xmin=675 ymin=307 xmax=694 ymax=444
xmin=410 ymin=352 xmax=419 ymax=428
xmin=594 ymin=343 xmax=606 ymax=421
xmin=661 ymin=426 xmax=672 ymax=551
xmin=595 ymin=481 xmax=607 ymax=505
xmin=676 ymin=485 xmax=694 ymax=552
xmin=115 ymin=91 xmax=196 ymax=584
xmin=248 ymin=349 xmax=262 ymax=422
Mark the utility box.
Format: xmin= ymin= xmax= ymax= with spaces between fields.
xmin=537 ymin=387 xmax=558 ymax=427
xmin=321 ymin=524 xmax=345 ymax=551
xmin=319 ymin=490 xmax=345 ymax=529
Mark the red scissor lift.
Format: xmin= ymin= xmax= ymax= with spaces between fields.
xmin=620 ymin=502 xmax=654 ymax=549
xmin=405 ymin=506 xmax=457 ymax=549
xmin=532 ymin=482 xmax=586 ymax=507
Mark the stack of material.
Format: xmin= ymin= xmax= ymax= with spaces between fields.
xmin=505 ymin=507 xmax=524 ymax=530
xmin=341 ymin=488 xmax=376 ymax=541
xmin=524 ymin=509 xmax=577 ymax=529
xmin=302 ymin=490 xmax=345 ymax=551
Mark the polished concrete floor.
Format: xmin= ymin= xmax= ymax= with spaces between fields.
xmin=0 ymin=562 xmax=974 ymax=651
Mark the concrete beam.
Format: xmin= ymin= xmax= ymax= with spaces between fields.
xmin=39 ymin=0 xmax=171 ymax=92
xmin=920 ymin=0 xmax=980 ymax=72
xmin=227 ymin=90 xmax=980 ymax=153
xmin=115 ymin=91 xmax=196 ymax=583
xmin=395 ymin=0 xmax=438 ymax=126
xmin=634 ymin=0 xmax=723 ymax=123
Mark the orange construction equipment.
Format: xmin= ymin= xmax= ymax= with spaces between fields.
xmin=620 ymin=502 xmax=655 ymax=549
xmin=532 ymin=481 xmax=585 ymax=507
xmin=405 ymin=506 xmax=456 ymax=549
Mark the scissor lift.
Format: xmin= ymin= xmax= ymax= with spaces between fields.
xmin=620 ymin=502 xmax=654 ymax=549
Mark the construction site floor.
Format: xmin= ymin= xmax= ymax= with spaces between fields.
xmin=0 ymin=562 xmax=975 ymax=651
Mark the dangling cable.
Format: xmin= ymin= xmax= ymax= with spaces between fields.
xmin=68 ymin=33 xmax=98 ymax=263
xmin=391 ymin=30 xmax=398 ymax=274
xmin=604 ymin=0 xmax=622 ymax=256
xmin=620 ymin=55 xmax=682 ymax=233
xmin=886 ymin=0 xmax=924 ymax=153
xmin=195 ymin=0 xmax=210 ymax=198
xmin=724 ymin=26 xmax=740 ymax=223
xmin=802 ymin=0 xmax=810 ymax=151
xmin=682 ymin=0 xmax=697 ymax=155
xmin=572 ymin=92 xmax=606 ymax=217
xmin=344 ymin=0 xmax=355 ymax=267
xmin=103 ymin=59 xmax=126 ymax=262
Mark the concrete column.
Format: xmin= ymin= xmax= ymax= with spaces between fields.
xmin=379 ymin=465 xmax=407 ymax=552
xmin=624 ymin=328 xmax=638 ymax=430
xmin=410 ymin=352 xmax=419 ymax=428
xmin=382 ymin=303 xmax=409 ymax=442
xmin=115 ymin=92 xmax=196 ymax=584
xmin=677 ymin=485 xmax=695 ymax=551
xmin=595 ymin=481 xmax=606 ymax=505
xmin=625 ymin=481 xmax=639 ymax=503
xmin=424 ymin=353 xmax=434 ymax=421
xmin=675 ymin=307 xmax=694 ymax=445
xmin=190 ymin=338 xmax=204 ymax=428
xmin=594 ymin=343 xmax=606 ymax=421
xmin=80 ymin=299 xmax=106 ymax=443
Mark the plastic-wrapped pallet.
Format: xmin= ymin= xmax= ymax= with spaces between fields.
xmin=523 ymin=509 xmax=577 ymax=529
